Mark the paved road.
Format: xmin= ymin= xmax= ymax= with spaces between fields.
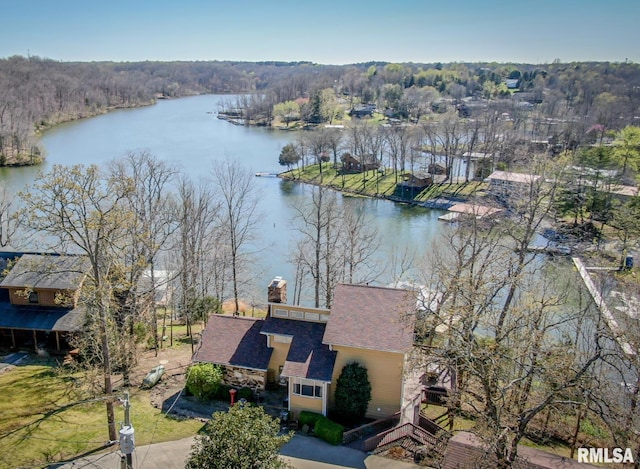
xmin=51 ymin=434 xmax=419 ymax=469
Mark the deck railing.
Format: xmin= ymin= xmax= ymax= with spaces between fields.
xmin=363 ymin=422 xmax=439 ymax=452
xmin=342 ymin=412 xmax=400 ymax=445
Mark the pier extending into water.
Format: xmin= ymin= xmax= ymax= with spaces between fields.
xmin=573 ymin=257 xmax=635 ymax=356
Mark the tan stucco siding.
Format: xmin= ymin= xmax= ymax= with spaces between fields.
xmin=330 ymin=346 xmax=405 ymax=420
xmin=290 ymin=393 xmax=323 ymax=415
xmin=267 ymin=338 xmax=290 ymax=379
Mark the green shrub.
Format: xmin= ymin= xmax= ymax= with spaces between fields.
xmin=238 ymin=386 xmax=254 ymax=401
xmin=185 ymin=363 xmax=224 ymax=400
xmin=315 ymin=416 xmax=344 ymax=445
xmin=333 ymin=362 xmax=371 ymax=425
xmin=299 ymin=411 xmax=324 ymax=428
xmin=214 ymin=383 xmax=232 ymax=401
xmin=133 ymin=322 xmax=148 ymax=344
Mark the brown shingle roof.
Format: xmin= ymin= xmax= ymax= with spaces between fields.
xmin=193 ymin=315 xmax=272 ymax=371
xmin=323 ymin=284 xmax=415 ymax=353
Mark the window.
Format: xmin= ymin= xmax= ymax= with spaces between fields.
xmin=290 ymin=311 xmax=304 ymax=319
xmin=273 ymin=309 xmax=288 ymax=318
xmin=304 ymin=312 xmax=320 ymax=321
xmin=28 ymin=291 xmax=39 ymax=304
xmin=292 ymin=378 xmax=323 ymax=398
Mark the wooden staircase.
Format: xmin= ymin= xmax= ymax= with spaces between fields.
xmin=363 ymin=412 xmax=451 ymax=459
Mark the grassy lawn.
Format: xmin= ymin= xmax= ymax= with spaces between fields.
xmin=0 ymin=354 xmax=203 ymax=468
xmin=421 ymin=404 xmax=475 ymax=432
xmin=281 ymin=164 xmax=487 ymax=202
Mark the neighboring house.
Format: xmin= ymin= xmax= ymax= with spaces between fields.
xmin=505 ymin=78 xmax=520 ymax=89
xmin=193 ymin=280 xmax=417 ymax=420
xmin=394 ymin=171 xmax=433 ymax=199
xmin=349 ymin=104 xmax=375 ymax=118
xmin=341 ymin=153 xmax=380 ymax=173
xmin=486 ymin=170 xmax=541 ymax=201
xmin=0 ymin=252 xmax=90 ymax=352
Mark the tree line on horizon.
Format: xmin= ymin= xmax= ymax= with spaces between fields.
xmin=1 ymin=54 xmax=639 ymax=165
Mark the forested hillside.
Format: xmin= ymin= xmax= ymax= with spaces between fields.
xmin=1 ymin=55 xmax=639 ymax=165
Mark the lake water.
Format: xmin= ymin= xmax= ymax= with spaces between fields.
xmin=1 ymin=95 xmax=445 ymax=305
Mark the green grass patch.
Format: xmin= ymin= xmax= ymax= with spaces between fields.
xmin=0 ymin=360 xmax=203 ymax=468
xmin=420 ymin=405 xmax=476 ymax=432
xmin=282 ymin=164 xmax=487 ymax=202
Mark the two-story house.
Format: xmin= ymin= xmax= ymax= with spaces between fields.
xmin=0 ymin=252 xmax=90 ymax=352
xmin=486 ymin=170 xmax=541 ymax=201
xmin=193 ymin=279 xmax=417 ymax=420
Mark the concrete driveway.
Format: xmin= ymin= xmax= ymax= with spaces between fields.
xmin=51 ymin=434 xmax=419 ymax=469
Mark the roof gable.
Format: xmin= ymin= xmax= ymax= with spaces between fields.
xmin=323 ymin=284 xmax=415 ymax=353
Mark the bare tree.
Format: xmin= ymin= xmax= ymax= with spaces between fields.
xmin=0 ymin=185 xmax=19 ymax=247
xmin=421 ymin=111 xmax=468 ymax=183
xmin=20 ymin=164 xmax=135 ymax=442
xmin=292 ymin=186 xmax=339 ymax=308
xmin=211 ymin=158 xmax=260 ymax=315
xmin=172 ymin=177 xmax=218 ymax=347
xmin=338 ymin=202 xmax=380 ymax=285
xmin=292 ymin=186 xmax=381 ymax=307
xmin=110 ymin=152 xmax=178 ymax=357
xmin=413 ymin=164 xmax=604 ymax=468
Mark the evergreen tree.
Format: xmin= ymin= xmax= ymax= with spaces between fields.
xmin=333 ymin=362 xmax=372 ymax=425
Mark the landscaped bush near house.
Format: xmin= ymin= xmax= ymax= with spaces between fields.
xmin=238 ymin=386 xmax=254 ymax=401
xmin=333 ymin=362 xmax=372 ymax=425
xmin=214 ymin=383 xmax=232 ymax=401
xmin=315 ymin=416 xmax=344 ymax=445
xmin=299 ymin=411 xmax=324 ymax=428
xmin=185 ymin=363 xmax=223 ymax=400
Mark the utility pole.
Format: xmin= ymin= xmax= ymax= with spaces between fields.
xmin=119 ymin=391 xmax=135 ymax=469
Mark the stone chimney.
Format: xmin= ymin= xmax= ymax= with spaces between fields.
xmin=268 ymin=277 xmax=287 ymax=304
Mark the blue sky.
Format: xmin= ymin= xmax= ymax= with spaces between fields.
xmin=2 ymin=0 xmax=638 ymax=64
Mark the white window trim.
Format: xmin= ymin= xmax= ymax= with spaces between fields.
xmin=291 ymin=377 xmax=324 ymax=399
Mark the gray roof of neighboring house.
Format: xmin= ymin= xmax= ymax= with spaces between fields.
xmin=324 ymin=284 xmax=415 ymax=353
xmin=0 ymin=254 xmax=90 ymax=290
xmin=193 ymin=315 xmax=272 ymax=371
xmin=261 ymin=317 xmax=336 ymax=382
xmin=0 ymin=252 xmax=87 ymax=333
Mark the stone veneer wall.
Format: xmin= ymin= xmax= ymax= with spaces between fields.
xmin=223 ymin=365 xmax=266 ymax=391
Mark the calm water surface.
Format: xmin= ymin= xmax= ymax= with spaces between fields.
xmin=2 ymin=95 xmax=445 ymax=304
